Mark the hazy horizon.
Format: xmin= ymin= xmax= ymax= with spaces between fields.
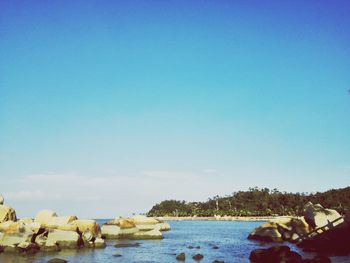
xmin=1 ymin=0 xmax=349 ymax=218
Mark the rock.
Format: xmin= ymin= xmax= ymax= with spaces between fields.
xmin=47 ymin=258 xmax=68 ymax=263
xmin=106 ymin=218 xmax=136 ymax=229
xmin=113 ymin=253 xmax=122 ymax=257
xmin=0 ymin=205 xmax=17 ymax=223
xmin=35 ymin=231 xmax=48 ymax=247
xmin=46 ymin=216 xmax=77 ymax=229
xmin=156 ymin=222 xmax=171 ymax=231
xmin=0 ymin=224 xmax=34 ymax=248
xmin=129 ymin=215 xmax=160 ymax=232
xmin=101 ymin=225 xmax=120 ymax=239
xmin=176 ymin=252 xmax=186 ymax=261
xmin=132 ymin=228 xmax=163 ymax=240
xmin=248 ymin=217 xmax=310 ymax=243
xmin=35 ymin=210 xmax=57 ymax=226
xmin=18 ymin=217 xmax=34 ymax=224
xmin=17 ymin=242 xmax=40 ymax=254
xmin=3 ymin=246 xmax=17 ymax=253
xmin=46 ymin=230 xmax=80 ymax=248
xmin=0 ymin=221 xmax=19 ymax=233
xmin=72 ymin=219 xmax=101 ymax=237
xmin=249 ymin=245 xmax=302 ymax=263
xmin=136 ymin=224 xmax=157 ymax=231
xmin=188 ymin=245 xmax=200 ymax=249
xmin=0 ymin=194 xmax=3 ymax=205
xmin=129 ymin=215 xmax=159 ymax=225
xmin=101 ymin=223 xmax=138 ymax=239
xmin=94 ymin=237 xmax=106 ymax=248
xmin=192 ymin=253 xmax=204 ymax=261
xmin=81 ymin=230 xmax=93 ymax=243
xmin=212 ymin=245 xmax=219 ymax=249
xmin=42 ymin=239 xmax=61 ymax=252
xmin=212 ymin=261 xmax=224 ymax=263
xmin=59 ymin=219 xmax=102 ymax=238
xmin=114 ymin=242 xmax=140 ymax=248
xmin=248 ymin=222 xmax=283 ymax=242
xmin=303 ymin=202 xmax=343 ymax=229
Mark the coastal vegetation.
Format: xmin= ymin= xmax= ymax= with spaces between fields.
xmin=147 ymin=187 xmax=350 ymax=217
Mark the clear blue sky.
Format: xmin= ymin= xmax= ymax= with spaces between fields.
xmin=1 ymin=0 xmax=349 ymax=218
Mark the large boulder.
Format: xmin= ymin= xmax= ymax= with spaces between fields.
xmin=58 ymin=219 xmax=101 ymax=237
xmin=46 ymin=230 xmax=81 ymax=248
xmin=248 ymin=222 xmax=283 ymax=242
xmin=248 ymin=217 xmax=311 ymax=243
xmin=0 ymin=205 xmax=17 ymax=223
xmin=34 ymin=210 xmax=57 ymax=226
xmin=101 ymin=225 xmax=120 ymax=239
xmin=129 ymin=215 xmax=159 ymax=225
xmin=73 ymin=219 xmax=101 ymax=237
xmin=46 ymin=216 xmax=77 ymax=229
xmin=132 ymin=228 xmax=163 ymax=240
xmin=106 ymin=218 xmax=136 ymax=229
xmin=101 ymin=221 xmax=138 ymax=239
xmin=129 ymin=215 xmax=160 ymax=232
xmin=303 ymin=202 xmax=343 ymax=229
xmin=0 ymin=229 xmax=34 ymax=248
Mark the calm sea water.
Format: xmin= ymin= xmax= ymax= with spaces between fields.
xmin=1 ymin=220 xmax=349 ymax=263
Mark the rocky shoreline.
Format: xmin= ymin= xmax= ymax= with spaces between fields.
xmin=0 ymin=194 xmax=171 ymax=258
xmin=247 ymin=202 xmax=350 ymax=262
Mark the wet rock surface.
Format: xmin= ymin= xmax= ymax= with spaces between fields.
xmin=176 ymin=252 xmax=186 ymax=261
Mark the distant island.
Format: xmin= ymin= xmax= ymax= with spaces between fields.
xmin=147 ymin=187 xmax=350 ymax=217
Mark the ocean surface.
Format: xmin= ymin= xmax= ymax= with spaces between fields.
xmin=0 ymin=220 xmax=349 ymax=263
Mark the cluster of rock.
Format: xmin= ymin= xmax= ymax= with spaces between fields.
xmin=0 ymin=205 xmax=105 ymax=254
xmin=101 ymin=215 xmax=170 ymax=240
xmin=0 ymin=195 xmax=171 ymax=256
xmin=248 ymin=202 xmax=343 ymax=243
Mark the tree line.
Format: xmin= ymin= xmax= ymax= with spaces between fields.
xmin=147 ymin=187 xmax=350 ymax=217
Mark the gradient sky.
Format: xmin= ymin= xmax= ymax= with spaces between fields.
xmin=1 ymin=0 xmax=349 ymax=218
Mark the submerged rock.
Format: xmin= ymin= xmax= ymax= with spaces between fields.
xmin=176 ymin=252 xmax=186 ymax=261
xmin=192 ymin=253 xmax=204 ymax=261
xmin=114 ymin=242 xmax=140 ymax=248
xmin=47 ymin=258 xmax=68 ymax=263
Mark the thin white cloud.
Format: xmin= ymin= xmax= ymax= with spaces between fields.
xmin=202 ymin=169 xmax=217 ymax=174
xmin=3 ymin=171 xmax=234 ymax=218
xmin=142 ymin=170 xmax=199 ymax=180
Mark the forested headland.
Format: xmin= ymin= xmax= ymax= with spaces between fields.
xmin=147 ymin=187 xmax=350 ymax=217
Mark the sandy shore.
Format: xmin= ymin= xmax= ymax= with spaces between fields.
xmin=159 ymin=216 xmax=294 ymax=222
